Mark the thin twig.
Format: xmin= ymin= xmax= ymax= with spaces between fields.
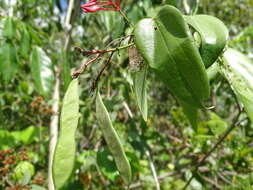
xmin=48 ymin=67 xmax=61 ymax=190
xmin=182 ymin=108 xmax=243 ymax=190
xmin=72 ymin=53 xmax=103 ymax=78
xmin=202 ymin=176 xmax=222 ymax=189
xmin=90 ymin=52 xmax=114 ymax=92
xmin=74 ymin=43 xmax=134 ymax=56
xmin=105 ymin=35 xmax=132 ymax=48
xmin=145 ymin=150 xmax=161 ymax=190
xmin=119 ymin=9 xmax=133 ymax=27
xmin=217 ymin=172 xmax=234 ymax=186
xmin=122 ymin=101 xmax=133 ymax=119
xmin=73 ymin=43 xmax=134 ymax=78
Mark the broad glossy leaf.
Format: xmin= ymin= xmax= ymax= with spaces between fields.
xmin=0 ymin=42 xmax=18 ymax=83
xmin=133 ymin=64 xmax=148 ymax=121
xmin=96 ymin=92 xmax=132 ymax=184
xmin=220 ymin=49 xmax=253 ymax=122
xmin=134 ymin=5 xmax=210 ymax=127
xmin=185 ymin=15 xmax=228 ymax=68
xmin=53 ymin=79 xmax=79 ymax=190
xmin=30 ymin=46 xmax=54 ymax=97
xmin=3 ymin=17 xmax=16 ymax=40
xmin=134 ymin=6 xmax=209 ymax=106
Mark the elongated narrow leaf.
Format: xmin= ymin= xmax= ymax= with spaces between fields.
xmin=185 ymin=15 xmax=228 ymax=68
xmin=3 ymin=17 xmax=16 ymax=40
xmin=20 ymin=24 xmax=31 ymax=58
xmin=30 ymin=46 xmax=54 ymax=97
xmin=133 ymin=64 xmax=148 ymax=121
xmin=0 ymin=42 xmax=18 ymax=83
xmin=96 ymin=92 xmax=132 ymax=184
xmin=53 ymin=79 xmax=79 ymax=190
xmin=220 ymin=49 xmax=253 ymax=122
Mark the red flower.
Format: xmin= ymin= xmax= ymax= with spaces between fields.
xmin=80 ymin=0 xmax=121 ymax=13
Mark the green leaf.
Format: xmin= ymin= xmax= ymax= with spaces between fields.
xmin=30 ymin=46 xmax=54 ymax=97
xmin=185 ymin=15 xmax=228 ymax=68
xmin=134 ymin=5 xmax=210 ymax=127
xmin=0 ymin=129 xmax=16 ymax=150
xmin=133 ymin=64 xmax=148 ymax=121
xmin=230 ymin=26 xmax=253 ymax=44
xmin=0 ymin=18 xmax=5 ymax=40
xmin=27 ymin=25 xmax=41 ymax=45
xmin=53 ymin=79 xmax=79 ymax=190
xmin=0 ymin=42 xmax=18 ymax=83
xmin=20 ymin=24 xmax=31 ymax=58
xmin=11 ymin=126 xmax=39 ymax=145
xmin=3 ymin=17 xmax=16 ymax=40
xmin=165 ymin=0 xmax=177 ymax=7
xmin=96 ymin=92 xmax=132 ymax=184
xmin=96 ymin=148 xmax=118 ymax=181
xmin=220 ymin=48 xmax=253 ymax=123
xmin=180 ymin=100 xmax=198 ymax=131
xmin=206 ymin=112 xmax=227 ymax=136
xmin=13 ymin=161 xmax=35 ymax=185
xmin=134 ymin=5 xmax=210 ymax=106
xmin=206 ymin=62 xmax=220 ymax=82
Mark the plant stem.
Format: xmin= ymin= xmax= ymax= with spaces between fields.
xmin=75 ymin=43 xmax=134 ymax=56
xmin=119 ymin=9 xmax=133 ymax=27
xmin=48 ymin=69 xmax=60 ymax=190
xmin=145 ymin=150 xmax=161 ymax=190
xmin=107 ymin=43 xmax=134 ymax=52
xmin=48 ymin=0 xmax=79 ymax=189
xmin=91 ymin=52 xmax=114 ymax=92
xmin=73 ymin=43 xmax=134 ymax=78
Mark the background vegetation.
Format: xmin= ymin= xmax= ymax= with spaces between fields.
xmin=0 ymin=0 xmax=253 ymax=189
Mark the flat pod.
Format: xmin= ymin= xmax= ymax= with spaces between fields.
xmin=96 ymin=92 xmax=132 ymax=184
xmin=185 ymin=15 xmax=229 ymax=68
xmin=53 ymin=79 xmax=79 ymax=190
xmin=221 ymin=49 xmax=253 ymax=123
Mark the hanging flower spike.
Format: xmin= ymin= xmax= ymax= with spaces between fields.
xmin=81 ymin=0 xmax=121 ymax=13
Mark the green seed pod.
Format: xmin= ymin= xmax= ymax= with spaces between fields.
xmin=96 ymin=92 xmax=132 ymax=184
